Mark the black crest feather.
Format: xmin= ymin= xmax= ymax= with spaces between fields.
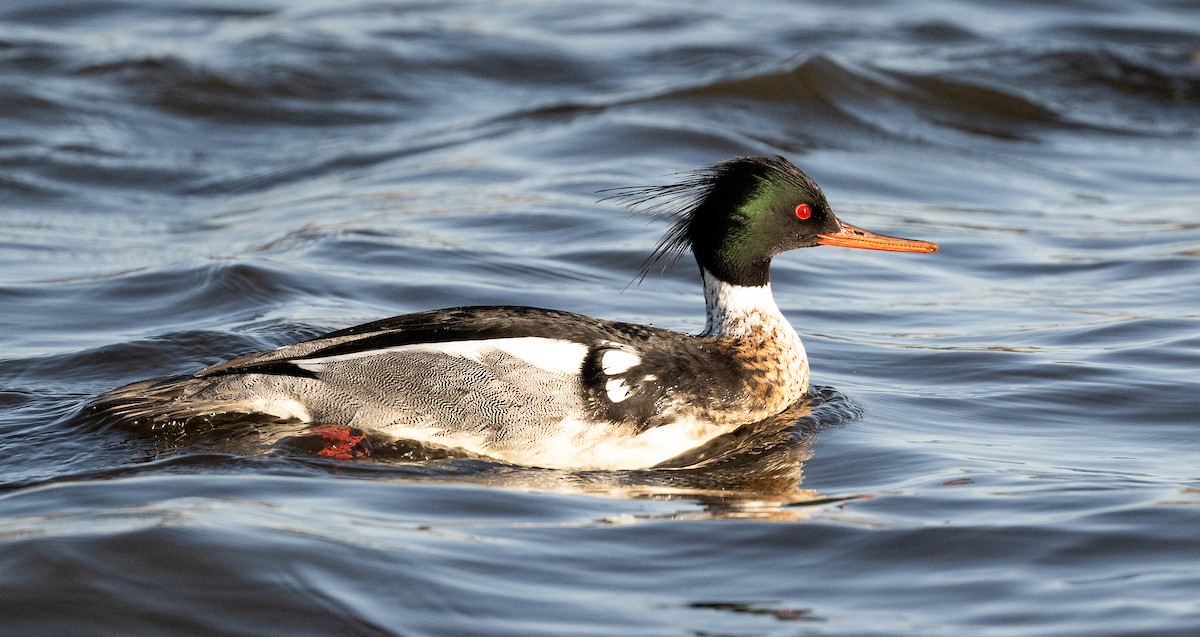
xmin=602 ymin=166 xmax=717 ymax=282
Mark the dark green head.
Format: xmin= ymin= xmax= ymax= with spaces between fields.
xmin=612 ymin=156 xmax=937 ymax=287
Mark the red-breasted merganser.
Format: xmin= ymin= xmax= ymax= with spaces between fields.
xmin=93 ymin=156 xmax=937 ymax=469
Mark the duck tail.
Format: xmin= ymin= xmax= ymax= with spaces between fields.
xmin=81 ymin=374 xmax=274 ymax=430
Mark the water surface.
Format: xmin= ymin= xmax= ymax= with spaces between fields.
xmin=2 ymin=1 xmax=1200 ymax=635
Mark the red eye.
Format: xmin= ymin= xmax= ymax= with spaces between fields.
xmin=795 ymin=204 xmax=812 ymax=220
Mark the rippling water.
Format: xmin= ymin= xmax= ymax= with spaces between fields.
xmin=3 ymin=1 xmax=1200 ymax=634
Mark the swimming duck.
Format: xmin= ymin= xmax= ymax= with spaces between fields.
xmin=95 ymin=156 xmax=937 ymax=469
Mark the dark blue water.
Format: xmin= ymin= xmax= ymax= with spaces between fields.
xmin=3 ymin=1 xmax=1200 ymax=634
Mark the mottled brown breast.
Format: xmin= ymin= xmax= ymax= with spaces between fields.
xmin=730 ymin=324 xmax=810 ymax=418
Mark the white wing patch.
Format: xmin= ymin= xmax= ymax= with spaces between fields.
xmin=294 ymin=337 xmax=588 ymax=375
xmin=605 ymin=378 xmax=633 ymax=403
xmin=600 ymin=347 xmax=641 ymax=375
xmin=489 ymin=337 xmax=589 ymax=374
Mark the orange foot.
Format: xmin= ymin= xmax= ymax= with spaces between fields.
xmin=306 ymin=424 xmax=372 ymax=460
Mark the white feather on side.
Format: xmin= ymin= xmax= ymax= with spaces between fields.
xmin=600 ymin=347 xmax=641 ymax=375
xmin=294 ymin=337 xmax=589 ymax=375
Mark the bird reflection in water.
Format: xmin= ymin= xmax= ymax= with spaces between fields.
xmin=84 ymin=385 xmax=860 ymax=522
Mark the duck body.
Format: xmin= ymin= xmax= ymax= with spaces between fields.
xmin=93 ymin=156 xmax=935 ymax=469
xmin=104 ymin=286 xmax=807 ymax=469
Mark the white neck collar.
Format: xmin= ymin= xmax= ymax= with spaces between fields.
xmin=699 ymin=268 xmax=790 ymax=338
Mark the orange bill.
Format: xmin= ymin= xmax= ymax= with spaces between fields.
xmin=817 ymin=221 xmax=939 ymax=253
